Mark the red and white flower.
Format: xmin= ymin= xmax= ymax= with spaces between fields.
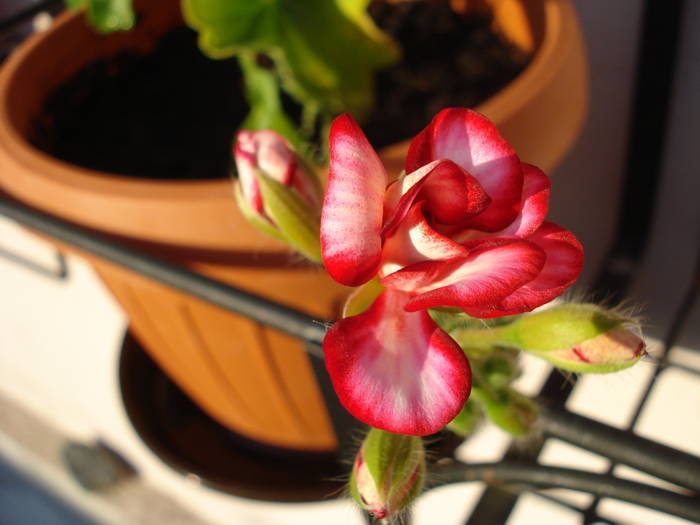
xmin=320 ymin=108 xmax=583 ymax=435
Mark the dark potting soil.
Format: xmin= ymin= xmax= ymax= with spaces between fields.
xmin=33 ymin=28 xmax=246 ymax=181
xmin=364 ymin=1 xmax=530 ymax=147
xmin=33 ymin=3 xmax=529 ymax=181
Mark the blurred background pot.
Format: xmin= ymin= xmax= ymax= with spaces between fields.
xmin=0 ymin=0 xmax=587 ymax=453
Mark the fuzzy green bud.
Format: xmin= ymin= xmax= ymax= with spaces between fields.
xmin=471 ymin=387 xmax=538 ymax=436
xmin=479 ymin=349 xmax=520 ymax=389
xmin=447 ymin=399 xmax=483 ymax=436
xmin=350 ymin=428 xmax=425 ymax=519
xmin=503 ymin=303 xmax=646 ymax=373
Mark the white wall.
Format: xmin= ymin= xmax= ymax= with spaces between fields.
xmin=549 ymin=0 xmax=646 ymax=289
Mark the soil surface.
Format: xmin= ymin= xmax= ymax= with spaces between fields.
xmin=365 ymin=1 xmax=529 ymax=146
xmin=33 ymin=2 xmax=529 ymax=181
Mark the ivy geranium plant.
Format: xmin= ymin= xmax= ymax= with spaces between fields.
xmin=235 ymin=108 xmax=645 ymax=518
xmin=69 ymin=1 xmax=646 ymax=519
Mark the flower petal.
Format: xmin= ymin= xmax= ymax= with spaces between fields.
xmin=495 ymin=163 xmax=550 ymax=238
xmin=406 ymin=108 xmax=523 ymax=231
xmin=465 ymin=222 xmax=583 ymax=317
xmin=321 ymin=114 xmax=388 ymax=286
xmin=383 ymin=160 xmax=444 ymax=237
xmin=235 ymin=130 xmax=297 ymax=213
xmin=450 ymin=163 xmax=551 ymax=243
xmin=381 ymin=239 xmax=546 ymax=312
xmin=323 ymin=288 xmax=471 ymax=436
xmin=380 ymin=202 xmax=468 ymax=276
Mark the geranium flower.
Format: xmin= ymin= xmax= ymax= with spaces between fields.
xmin=320 ymin=108 xmax=583 ymax=435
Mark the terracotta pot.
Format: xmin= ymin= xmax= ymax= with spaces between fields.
xmin=0 ymin=0 xmax=587 ymax=453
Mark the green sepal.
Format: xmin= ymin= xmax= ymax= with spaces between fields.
xmin=232 ymin=180 xmax=287 ymax=243
xmin=254 ymin=169 xmax=322 ymax=263
xmin=342 ymin=277 xmax=384 ymax=318
xmin=502 ymin=303 xmax=624 ymax=351
xmin=429 ymin=309 xmax=521 ymax=332
xmin=479 ymin=349 xmax=521 ymax=389
xmin=471 ymin=387 xmax=538 ymax=437
xmin=360 ymin=428 xmax=425 ymax=507
xmin=447 ymin=399 xmax=483 ymax=436
xmin=67 ymin=0 xmax=135 ymax=33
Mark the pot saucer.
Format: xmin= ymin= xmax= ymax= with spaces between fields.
xmin=118 ymin=330 xmax=346 ymax=503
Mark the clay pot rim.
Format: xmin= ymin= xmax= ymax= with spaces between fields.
xmin=0 ymin=0 xmax=577 ymax=202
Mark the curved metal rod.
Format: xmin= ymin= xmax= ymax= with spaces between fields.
xmin=538 ymin=404 xmax=700 ymax=493
xmin=431 ymin=461 xmax=700 ymax=523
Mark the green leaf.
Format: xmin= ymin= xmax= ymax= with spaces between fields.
xmin=182 ymin=0 xmax=400 ymax=120
xmin=254 ymin=169 xmax=322 ymax=263
xmin=67 ymin=0 xmax=135 ymax=33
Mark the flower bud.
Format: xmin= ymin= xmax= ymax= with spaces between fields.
xmin=233 ymin=130 xmax=323 ymax=261
xmin=447 ymin=399 xmax=483 ymax=436
xmin=503 ymin=303 xmax=646 ymax=373
xmin=350 ymin=428 xmax=425 ymax=519
xmin=479 ymin=349 xmax=520 ymax=389
xmin=472 ymin=387 xmax=538 ymax=436
xmin=235 ymin=130 xmax=321 ymax=212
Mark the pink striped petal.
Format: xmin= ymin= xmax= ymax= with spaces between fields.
xmin=449 ymin=163 xmax=551 ymax=244
xmin=406 ymin=108 xmax=523 ymax=231
xmin=235 ymin=130 xmax=298 ymax=214
xmin=383 ymin=160 xmax=489 ymax=236
xmin=323 ymin=288 xmax=471 ymax=436
xmin=496 ymin=163 xmax=550 ymax=238
xmin=321 ymin=114 xmax=388 ymax=286
xmin=234 ymin=139 xmax=263 ymax=213
xmin=381 ymin=239 xmax=545 ymax=312
xmin=464 ymin=222 xmax=583 ymax=317
xmin=383 ymin=160 xmax=444 ymax=237
xmin=380 ymin=202 xmax=469 ymax=276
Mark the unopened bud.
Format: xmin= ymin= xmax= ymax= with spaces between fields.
xmin=472 ymin=387 xmax=538 ymax=436
xmin=447 ymin=399 xmax=483 ymax=436
xmin=350 ymin=428 xmax=425 ymax=519
xmin=233 ymin=130 xmax=323 ymax=261
xmin=503 ymin=304 xmax=646 ymax=373
xmin=479 ymin=349 xmax=520 ymax=389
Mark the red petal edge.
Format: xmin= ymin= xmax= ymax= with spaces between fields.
xmin=321 ymin=114 xmax=387 ymax=286
xmin=381 ymin=239 xmax=546 ymax=312
xmin=495 ymin=163 xmax=550 ymax=238
xmin=323 ymin=288 xmax=471 ymax=436
xmin=464 ymin=222 xmax=584 ymax=317
xmin=406 ymin=108 xmax=523 ymax=231
xmin=382 ymin=159 xmax=489 ymax=238
xmin=380 ymin=201 xmax=468 ymax=276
